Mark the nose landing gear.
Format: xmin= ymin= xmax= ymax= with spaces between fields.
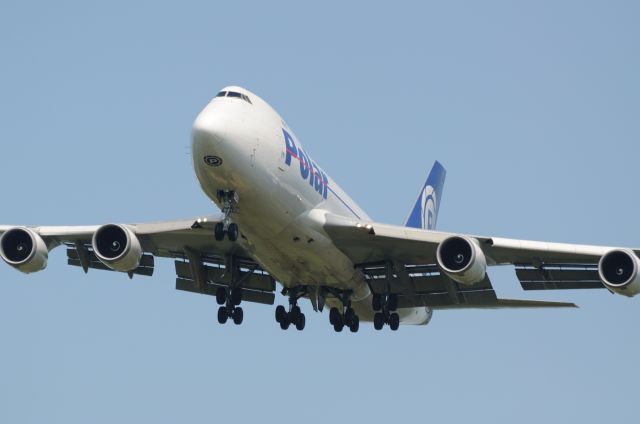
xmin=214 ymin=190 xmax=239 ymax=242
xmin=214 ymin=222 xmax=239 ymax=242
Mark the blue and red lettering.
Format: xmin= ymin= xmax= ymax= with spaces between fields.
xmin=283 ymin=129 xmax=297 ymax=166
xmin=298 ymin=148 xmax=310 ymax=180
xmin=321 ymin=171 xmax=328 ymax=199
xmin=282 ymin=128 xmax=329 ymax=200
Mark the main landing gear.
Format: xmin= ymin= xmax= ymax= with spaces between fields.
xmin=329 ymin=306 xmax=359 ymax=333
xmin=216 ymin=286 xmax=244 ymax=325
xmin=275 ymin=287 xmax=307 ymax=331
xmin=214 ymin=189 xmax=239 ymax=242
xmin=326 ymin=289 xmax=360 ymax=333
xmin=372 ymin=293 xmax=400 ymax=331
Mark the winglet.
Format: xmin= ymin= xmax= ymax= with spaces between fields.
xmin=404 ymin=161 xmax=446 ymax=230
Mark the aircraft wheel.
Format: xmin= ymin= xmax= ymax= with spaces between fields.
xmin=295 ymin=313 xmax=306 ymax=331
xmin=275 ymin=305 xmax=286 ymax=323
xmin=280 ymin=315 xmax=290 ymax=330
xmin=333 ymin=321 xmax=344 ymax=332
xmin=291 ymin=305 xmax=301 ymax=320
xmin=232 ymin=307 xmax=243 ymax=325
xmin=373 ymin=313 xmax=384 ymax=330
xmin=231 ymin=289 xmax=242 ymax=306
xmin=217 ymin=306 xmax=228 ymax=324
xmin=388 ymin=313 xmax=400 ymax=331
xmin=372 ymin=294 xmax=382 ymax=311
xmin=387 ymin=294 xmax=398 ymax=311
xmin=227 ymin=223 xmax=239 ymax=242
xmin=344 ymin=307 xmax=355 ymax=326
xmin=215 ymin=287 xmax=226 ymax=305
xmin=329 ymin=307 xmax=341 ymax=326
xmin=349 ymin=315 xmax=359 ymax=333
xmin=214 ymin=223 xmax=225 ymax=241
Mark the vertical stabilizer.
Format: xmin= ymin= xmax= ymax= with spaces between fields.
xmin=404 ymin=161 xmax=446 ymax=230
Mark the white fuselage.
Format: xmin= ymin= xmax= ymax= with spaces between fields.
xmin=191 ymin=86 xmax=430 ymax=325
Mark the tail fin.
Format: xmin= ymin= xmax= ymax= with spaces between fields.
xmin=404 ymin=161 xmax=446 ymax=230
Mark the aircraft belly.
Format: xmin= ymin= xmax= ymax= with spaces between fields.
xmin=240 ymin=223 xmax=363 ymax=289
xmin=231 ymin=212 xmax=438 ymax=326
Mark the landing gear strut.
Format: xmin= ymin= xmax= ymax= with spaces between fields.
xmin=216 ymin=286 xmax=244 ymax=325
xmin=214 ymin=190 xmax=239 ymax=242
xmin=275 ymin=286 xmax=307 ymax=331
xmin=372 ymin=293 xmax=400 ymax=331
xmin=325 ymin=288 xmax=359 ymax=333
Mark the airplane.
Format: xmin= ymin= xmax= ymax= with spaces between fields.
xmin=1 ymin=86 xmax=638 ymax=333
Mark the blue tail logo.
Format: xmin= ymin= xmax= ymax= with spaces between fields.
xmin=404 ymin=161 xmax=446 ymax=230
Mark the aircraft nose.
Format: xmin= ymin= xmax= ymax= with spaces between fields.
xmin=192 ymin=107 xmax=229 ymax=148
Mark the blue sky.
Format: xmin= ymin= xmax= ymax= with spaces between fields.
xmin=1 ymin=1 xmax=639 ymax=422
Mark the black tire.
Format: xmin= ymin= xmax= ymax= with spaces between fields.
xmin=329 ymin=307 xmax=341 ymax=326
xmin=349 ymin=315 xmax=359 ymax=333
xmin=291 ymin=305 xmax=301 ymax=320
xmin=231 ymin=289 xmax=242 ymax=306
xmin=275 ymin=305 xmax=286 ymax=323
xmin=344 ymin=307 xmax=355 ymax=326
xmin=214 ymin=223 xmax=225 ymax=241
xmin=372 ymin=294 xmax=382 ymax=311
xmin=280 ymin=315 xmax=290 ymax=330
xmin=227 ymin=223 xmax=239 ymax=242
xmin=215 ymin=287 xmax=226 ymax=305
xmin=373 ymin=312 xmax=384 ymax=330
xmin=233 ymin=307 xmax=243 ymax=325
xmin=389 ymin=313 xmax=400 ymax=331
xmin=387 ymin=294 xmax=398 ymax=311
xmin=217 ymin=306 xmax=228 ymax=324
xmin=295 ymin=313 xmax=306 ymax=331
xmin=333 ymin=322 xmax=344 ymax=332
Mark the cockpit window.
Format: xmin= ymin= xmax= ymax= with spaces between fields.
xmin=216 ymin=91 xmax=227 ymax=97
xmin=224 ymin=91 xmax=252 ymax=104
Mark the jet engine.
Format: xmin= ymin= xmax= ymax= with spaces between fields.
xmin=598 ymin=249 xmax=640 ymax=297
xmin=92 ymin=224 xmax=142 ymax=272
xmin=0 ymin=227 xmax=48 ymax=273
xmin=436 ymin=235 xmax=487 ymax=285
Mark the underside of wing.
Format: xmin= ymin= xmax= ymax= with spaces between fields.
xmin=514 ymin=263 xmax=605 ymax=291
xmin=322 ymin=212 xmax=639 ymax=304
xmin=1 ymin=216 xmax=277 ymax=306
xmin=356 ymin=261 xmax=577 ymax=310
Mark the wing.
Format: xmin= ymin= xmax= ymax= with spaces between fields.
xmin=0 ymin=217 xmax=276 ymax=306
xmin=323 ymin=213 xmax=639 ymax=308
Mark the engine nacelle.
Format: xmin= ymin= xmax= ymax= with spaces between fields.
xmin=436 ymin=235 xmax=487 ymax=285
xmin=92 ymin=224 xmax=142 ymax=272
xmin=0 ymin=227 xmax=48 ymax=273
xmin=598 ymin=249 xmax=640 ymax=297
